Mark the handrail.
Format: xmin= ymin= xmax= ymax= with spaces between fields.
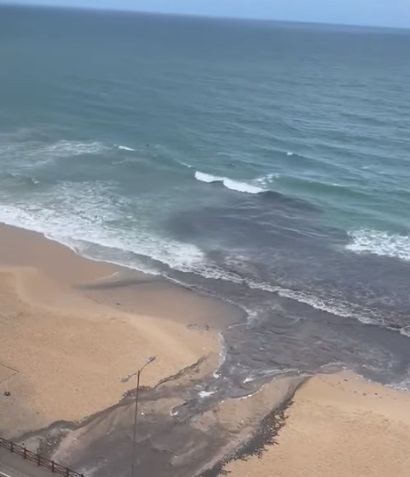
xmin=0 ymin=437 xmax=85 ymax=477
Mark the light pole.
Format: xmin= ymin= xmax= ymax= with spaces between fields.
xmin=121 ymin=356 xmax=156 ymax=477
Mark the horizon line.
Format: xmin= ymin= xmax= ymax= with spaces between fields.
xmin=1 ymin=1 xmax=410 ymax=32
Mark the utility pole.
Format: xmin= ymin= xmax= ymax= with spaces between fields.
xmin=121 ymin=356 xmax=156 ymax=477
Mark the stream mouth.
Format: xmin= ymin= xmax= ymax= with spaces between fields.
xmin=23 ymin=357 xmax=306 ymax=477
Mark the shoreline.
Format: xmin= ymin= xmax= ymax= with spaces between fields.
xmin=0 ymin=223 xmax=410 ymax=477
xmin=0 ymin=223 xmax=235 ymax=439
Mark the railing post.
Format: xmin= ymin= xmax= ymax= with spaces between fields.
xmin=37 ymin=454 xmax=41 ymax=466
xmin=23 ymin=447 xmax=27 ymax=459
xmin=51 ymin=460 xmax=55 ymax=472
xmin=10 ymin=442 xmax=14 ymax=453
xmin=66 ymin=467 xmax=70 ymax=477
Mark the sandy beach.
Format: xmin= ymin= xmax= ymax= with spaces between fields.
xmin=226 ymin=371 xmax=410 ymax=477
xmin=0 ymin=224 xmax=227 ymax=439
xmin=1 ymin=224 xmax=410 ymax=477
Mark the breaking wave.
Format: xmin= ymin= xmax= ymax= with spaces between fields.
xmin=194 ymin=171 xmax=264 ymax=194
xmin=346 ymin=229 xmax=410 ymax=262
xmin=116 ymin=145 xmax=136 ymax=151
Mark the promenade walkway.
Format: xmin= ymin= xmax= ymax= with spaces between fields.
xmin=0 ymin=437 xmax=84 ymax=477
xmin=0 ymin=450 xmax=50 ymax=477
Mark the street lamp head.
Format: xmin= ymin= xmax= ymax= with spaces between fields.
xmin=121 ymin=356 xmax=157 ymax=383
xmin=140 ymin=356 xmax=156 ymax=372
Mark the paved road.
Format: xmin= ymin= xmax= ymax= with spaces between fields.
xmin=0 ymin=461 xmax=27 ymax=477
xmin=0 ymin=451 xmax=50 ymax=477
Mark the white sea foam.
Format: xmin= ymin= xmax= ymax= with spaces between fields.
xmin=0 ymin=181 xmax=205 ymax=274
xmin=387 ymin=375 xmax=410 ymax=391
xmin=254 ymin=173 xmax=278 ymax=188
xmin=116 ymin=145 xmax=136 ymax=151
xmin=194 ymin=171 xmax=217 ymax=183
xmin=0 ymin=175 xmax=247 ymax=282
xmin=247 ymin=279 xmax=279 ymax=294
xmin=286 ymin=151 xmax=294 ymax=156
xmin=194 ymin=171 xmax=264 ymax=194
xmin=42 ymin=140 xmax=105 ymax=157
xmin=346 ymin=229 xmax=410 ymax=262
xmin=247 ymin=278 xmax=381 ymax=326
xmin=400 ymin=326 xmax=410 ymax=338
xmin=0 ymin=136 xmax=106 ymax=169
xmin=279 ymin=288 xmax=363 ymax=320
xmin=198 ymin=390 xmax=216 ymax=398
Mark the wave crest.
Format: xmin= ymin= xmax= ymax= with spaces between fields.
xmin=116 ymin=145 xmax=136 ymax=152
xmin=346 ymin=229 xmax=410 ymax=262
xmin=194 ymin=171 xmax=264 ymax=194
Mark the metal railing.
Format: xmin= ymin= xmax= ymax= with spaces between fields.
xmin=0 ymin=437 xmax=85 ymax=477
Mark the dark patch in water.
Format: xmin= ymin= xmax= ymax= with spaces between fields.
xmin=258 ymin=189 xmax=320 ymax=213
xmin=162 ymin=191 xmax=410 ymax=389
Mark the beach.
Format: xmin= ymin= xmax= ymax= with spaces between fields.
xmin=226 ymin=372 xmax=410 ymax=477
xmin=0 ymin=224 xmax=410 ymax=477
xmin=0 ymin=224 xmax=225 ymax=439
xmin=1 ymin=6 xmax=410 ymax=477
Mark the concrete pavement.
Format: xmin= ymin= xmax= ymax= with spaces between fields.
xmin=0 ymin=450 xmax=51 ymax=477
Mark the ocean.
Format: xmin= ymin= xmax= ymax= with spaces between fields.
xmin=1 ymin=5 xmax=410 ymax=394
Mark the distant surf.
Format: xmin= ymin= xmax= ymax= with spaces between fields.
xmin=194 ymin=171 xmax=264 ymax=194
xmin=0 ymin=132 xmax=106 ymax=168
xmin=116 ymin=145 xmax=136 ymax=151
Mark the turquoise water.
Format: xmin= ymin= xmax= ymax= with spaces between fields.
xmin=1 ymin=6 xmax=410 ymax=388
